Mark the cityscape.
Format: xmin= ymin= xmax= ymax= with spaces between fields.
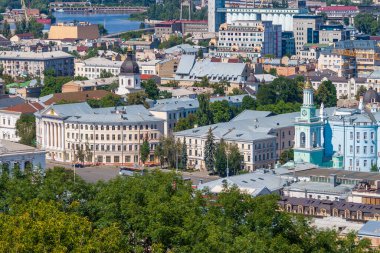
xmin=1 ymin=0 xmax=380 ymax=251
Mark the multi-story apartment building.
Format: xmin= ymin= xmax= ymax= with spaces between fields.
xmin=318 ymin=25 xmax=350 ymax=44
xmin=293 ymin=15 xmax=323 ymax=55
xmin=154 ymin=21 xmax=182 ymax=39
xmin=35 ymin=102 xmax=165 ymax=165
xmin=317 ymin=48 xmax=356 ymax=78
xmin=214 ymin=20 xmax=282 ymax=59
xmin=0 ymin=51 xmax=74 ymax=78
xmin=75 ymin=57 xmax=123 ymax=79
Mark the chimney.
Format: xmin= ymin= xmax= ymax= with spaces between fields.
xmin=330 ymin=174 xmax=337 ymax=187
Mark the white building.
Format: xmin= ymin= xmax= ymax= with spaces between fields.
xmin=0 ymin=139 xmax=46 ymax=171
xmin=34 ymin=102 xmax=165 ymax=165
xmin=0 ymin=102 xmax=44 ymax=142
xmin=74 ymin=57 xmax=123 ymax=79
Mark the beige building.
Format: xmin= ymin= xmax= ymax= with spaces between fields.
xmin=35 ymin=102 xmax=165 ymax=165
xmin=62 ymin=77 xmax=118 ymax=93
xmin=48 ymin=22 xmax=99 ymax=40
xmin=0 ymin=51 xmax=74 ymax=78
xmin=156 ymin=58 xmax=179 ymax=79
xmin=293 ymin=15 xmax=323 ymax=55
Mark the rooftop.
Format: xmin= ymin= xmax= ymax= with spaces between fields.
xmin=0 ymin=139 xmax=43 ymax=156
xmin=79 ymin=57 xmax=123 ymax=68
xmin=42 ymin=90 xmax=113 ymax=105
xmin=358 ymin=221 xmax=380 ymax=237
xmin=0 ymin=51 xmax=74 ymax=60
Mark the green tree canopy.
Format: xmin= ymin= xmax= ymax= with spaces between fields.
xmin=210 ymin=100 xmax=234 ymax=123
xmin=141 ymin=79 xmax=159 ymax=100
xmin=315 ymin=80 xmax=337 ymax=107
xmin=196 ymin=94 xmax=212 ymax=126
xmin=15 ymin=114 xmax=36 ymax=146
xmin=140 ymin=138 xmax=150 ymax=164
xmin=204 ymin=128 xmax=216 ymax=172
xmin=127 ymin=91 xmax=149 ymax=108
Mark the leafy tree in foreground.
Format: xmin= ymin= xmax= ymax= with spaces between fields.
xmin=141 ymin=79 xmax=159 ymax=100
xmin=215 ymin=139 xmax=227 ymax=177
xmin=227 ymin=143 xmax=243 ymax=176
xmin=15 ymin=114 xmax=36 ymax=146
xmin=315 ymin=80 xmax=337 ymax=107
xmin=204 ymin=128 xmax=216 ymax=172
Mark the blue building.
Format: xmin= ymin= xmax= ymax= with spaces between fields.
xmin=295 ymin=80 xmax=380 ymax=172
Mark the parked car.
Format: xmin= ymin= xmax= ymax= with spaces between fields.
xmin=74 ymin=163 xmax=84 ymax=168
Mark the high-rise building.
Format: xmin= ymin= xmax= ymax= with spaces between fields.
xmin=293 ymin=15 xmax=323 ymax=55
xmin=208 ymin=0 xmax=225 ymax=32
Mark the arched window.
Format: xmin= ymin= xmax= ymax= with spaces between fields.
xmin=286 ymin=204 xmax=292 ymax=212
xmin=297 ymin=205 xmax=303 ymax=214
xmin=312 ymin=131 xmax=317 ymax=147
xmin=357 ymin=211 xmax=362 ymax=220
xmin=333 ymin=208 xmax=339 ymax=217
xmin=300 ymin=132 xmax=306 ymax=148
xmin=128 ymin=79 xmax=131 ymax=86
xmin=344 ymin=209 xmax=350 ymax=219
xmin=320 ymin=208 xmax=327 ymax=216
xmin=309 ymin=206 xmax=315 ymax=215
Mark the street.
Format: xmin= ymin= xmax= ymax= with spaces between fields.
xmin=46 ymin=161 xmax=219 ymax=184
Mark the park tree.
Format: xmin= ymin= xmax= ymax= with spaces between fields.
xmin=141 ymin=79 xmax=159 ymax=100
xmin=228 ymin=143 xmax=243 ymax=176
xmin=256 ymin=84 xmax=276 ymax=105
xmin=210 ymin=100 xmax=234 ymax=123
xmin=196 ymin=94 xmax=212 ymax=126
xmin=197 ymin=48 xmax=204 ymax=59
xmin=174 ymin=114 xmax=197 ymax=132
xmin=15 ymin=114 xmax=36 ymax=146
xmin=204 ymin=128 xmax=216 ymax=172
xmin=99 ymin=69 xmax=114 ymax=78
xmin=215 ymin=139 xmax=227 ymax=177
xmin=271 ymin=76 xmax=302 ymax=103
xmin=2 ymin=20 xmax=10 ymax=38
xmin=87 ymin=94 xmax=123 ymax=108
xmin=181 ymin=137 xmax=187 ymax=170
xmin=279 ymin=149 xmax=294 ymax=165
xmin=315 ymin=80 xmax=337 ymax=107
xmin=159 ymin=90 xmax=172 ymax=99
xmin=356 ymin=85 xmax=367 ymax=100
xmin=75 ymin=147 xmax=85 ymax=164
xmin=127 ymin=91 xmax=149 ymax=108
xmin=354 ymin=13 xmax=378 ymax=35
xmin=140 ymin=138 xmax=150 ymax=165
xmin=241 ymin=95 xmax=257 ymax=110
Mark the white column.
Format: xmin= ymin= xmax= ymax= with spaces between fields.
xmin=47 ymin=122 xmax=51 ymax=148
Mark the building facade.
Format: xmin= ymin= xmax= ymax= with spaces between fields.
xmin=214 ymin=20 xmax=282 ymax=59
xmin=293 ymin=15 xmax=323 ymax=55
xmin=74 ymin=57 xmax=122 ymax=79
xmin=0 ymin=51 xmax=74 ymax=78
xmin=48 ymin=22 xmax=99 ymax=40
xmin=35 ymin=102 xmax=164 ymax=165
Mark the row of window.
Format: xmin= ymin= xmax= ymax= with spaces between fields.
xmin=346 ymin=145 xmax=375 ymax=155
xmin=97 ymin=154 xmax=154 ymax=163
xmin=348 ymin=158 xmax=376 ymax=168
xmin=67 ymin=132 xmax=158 ymax=141
xmin=69 ymin=143 xmax=157 ymax=152
xmin=66 ymin=123 xmax=158 ymax=131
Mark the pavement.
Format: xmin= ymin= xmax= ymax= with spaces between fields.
xmin=46 ymin=161 xmax=219 ymax=184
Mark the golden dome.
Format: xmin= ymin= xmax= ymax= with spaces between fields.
xmin=304 ymin=77 xmax=312 ymax=89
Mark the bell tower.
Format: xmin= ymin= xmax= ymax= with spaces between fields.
xmin=293 ymin=78 xmax=325 ymax=165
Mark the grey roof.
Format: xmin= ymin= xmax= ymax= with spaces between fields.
xmin=80 ymin=57 xmax=123 ymax=68
xmin=231 ymin=110 xmax=273 ymax=121
xmin=0 ymin=139 xmax=43 ymax=156
xmin=164 ymin=44 xmax=203 ymax=54
xmin=198 ymin=171 xmax=292 ymax=196
xmin=358 ymin=221 xmax=380 ymax=237
xmin=334 ymin=40 xmax=379 ymax=51
xmin=175 ymin=55 xmax=196 ymax=75
xmin=0 ymin=51 xmax=74 ymax=60
xmin=35 ymin=102 xmax=162 ymax=124
xmin=0 ymin=96 xmax=25 ymax=109
xmin=285 ymin=181 xmax=353 ymax=196
xmin=367 ymin=70 xmax=380 ymax=79
xmin=210 ymin=94 xmax=249 ymax=104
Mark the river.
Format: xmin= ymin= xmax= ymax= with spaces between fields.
xmin=52 ymin=13 xmax=142 ymax=34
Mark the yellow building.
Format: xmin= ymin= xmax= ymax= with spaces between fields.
xmin=48 ymin=22 xmax=99 ymax=40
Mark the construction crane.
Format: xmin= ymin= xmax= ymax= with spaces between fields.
xmin=332 ymin=48 xmax=380 ymax=61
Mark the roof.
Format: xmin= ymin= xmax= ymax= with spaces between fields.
xmin=43 ymin=90 xmax=113 ymax=105
xmin=175 ymin=55 xmax=196 ymax=75
xmin=285 ymin=181 xmax=353 ymax=196
xmin=14 ymin=33 xmax=34 ymax=38
xmin=316 ymin=6 xmax=358 ymax=12
xmin=0 ymin=51 xmax=74 ymax=60
xmin=164 ymin=44 xmax=203 ymax=55
xmin=358 ymin=221 xmax=380 ymax=237
xmin=231 ymin=110 xmax=273 ymax=121
xmin=2 ymin=102 xmax=44 ymax=114
xmin=120 ymin=51 xmax=139 ymax=75
xmin=0 ymin=95 xmax=25 ymax=109
xmin=198 ymin=171 xmax=292 ymax=196
xmin=79 ymin=57 xmax=123 ymax=68
xmin=0 ymin=139 xmax=43 ymax=156
xmin=36 ymin=102 xmax=163 ymax=124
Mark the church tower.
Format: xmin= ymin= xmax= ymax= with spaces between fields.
xmin=116 ymin=47 xmax=141 ymax=95
xmin=293 ymin=78 xmax=325 ymax=165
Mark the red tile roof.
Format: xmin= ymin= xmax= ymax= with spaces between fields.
xmin=44 ymin=90 xmax=113 ymax=105
xmin=140 ymin=74 xmax=155 ymax=80
xmin=211 ymin=57 xmax=222 ymax=62
xmin=15 ymin=33 xmax=34 ymax=39
xmin=227 ymin=58 xmax=241 ymax=63
xmin=76 ymin=46 xmax=89 ymax=52
xmin=4 ymin=102 xmax=44 ymax=114
xmin=179 ymin=20 xmax=207 ymax=24
xmin=317 ymin=6 xmax=358 ymax=12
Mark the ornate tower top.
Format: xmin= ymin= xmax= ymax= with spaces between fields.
xmin=304 ymin=76 xmax=312 ymax=89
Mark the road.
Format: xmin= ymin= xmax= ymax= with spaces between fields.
xmin=46 ymin=161 xmax=219 ymax=184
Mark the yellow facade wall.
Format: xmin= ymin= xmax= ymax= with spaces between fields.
xmin=48 ymin=24 xmax=99 ymax=40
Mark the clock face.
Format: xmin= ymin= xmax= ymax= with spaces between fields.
xmin=302 ymin=110 xmax=307 ymax=116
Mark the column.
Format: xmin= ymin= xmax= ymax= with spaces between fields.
xmin=48 ymin=122 xmax=51 ymax=148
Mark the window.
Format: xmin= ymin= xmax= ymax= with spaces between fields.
xmin=106 ymin=156 xmax=111 ymax=163
xmin=350 ymin=132 xmax=353 ymax=140
xmin=364 ymin=146 xmax=367 ymax=154
xmin=364 ymin=160 xmax=367 ymax=167
xmin=371 ymin=132 xmax=375 ymax=140
xmin=350 ymin=145 xmax=353 ymax=153
xmin=356 ymin=160 xmax=359 ymax=167
xmin=364 ymin=132 xmax=368 ymax=140
xmin=371 ymin=146 xmax=374 ymax=154
xmin=356 ymin=146 xmax=360 ymax=154
xmin=356 ymin=132 xmax=360 ymax=140
xmin=114 ymin=156 xmax=120 ymax=163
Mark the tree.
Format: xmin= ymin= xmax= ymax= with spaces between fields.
xmin=343 ymin=17 xmax=349 ymax=26
xmin=99 ymin=70 xmax=114 ymax=78
xmin=196 ymin=94 xmax=212 ymax=126
xmin=159 ymin=90 xmax=172 ymax=99
xmin=2 ymin=20 xmax=10 ymax=38
xmin=98 ymin=24 xmax=108 ymax=36
xmin=229 ymin=87 xmax=246 ymax=95
xmin=127 ymin=91 xmax=149 ymax=108
xmin=75 ymin=147 xmax=85 ymax=164
xmin=40 ymin=69 xmax=72 ymax=96
xmin=227 ymin=143 xmax=243 ymax=176
xmin=85 ymin=142 xmax=93 ymax=163
xmin=140 ymin=138 xmax=150 ymax=165
xmin=315 ymin=80 xmax=337 ymax=107
xmin=15 ymin=114 xmax=36 ymax=146
xmin=215 ymin=139 xmax=227 ymax=177
xmin=174 ymin=114 xmax=196 ymax=132
xmin=279 ymin=149 xmax=294 ymax=165
xmin=256 ymin=84 xmax=277 ymax=105
xmin=141 ymin=79 xmax=159 ymax=100
xmin=181 ymin=137 xmax=187 ymax=170
xmin=371 ymin=164 xmax=378 ymax=172
xmin=139 ymin=22 xmax=145 ymax=29
xmin=210 ymin=100 xmax=234 ymax=123
xmin=87 ymin=94 xmax=123 ymax=108
xmin=269 ymin=68 xmax=277 ymax=76
xmin=204 ymin=128 xmax=216 ymax=172
xmin=241 ymin=95 xmax=257 ymax=110
xmin=355 ymin=85 xmax=367 ymax=100
xmin=320 ymin=12 xmax=328 ymax=22
xmin=354 ymin=13 xmax=378 ymax=35
xmin=197 ymin=48 xmax=204 ymax=59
